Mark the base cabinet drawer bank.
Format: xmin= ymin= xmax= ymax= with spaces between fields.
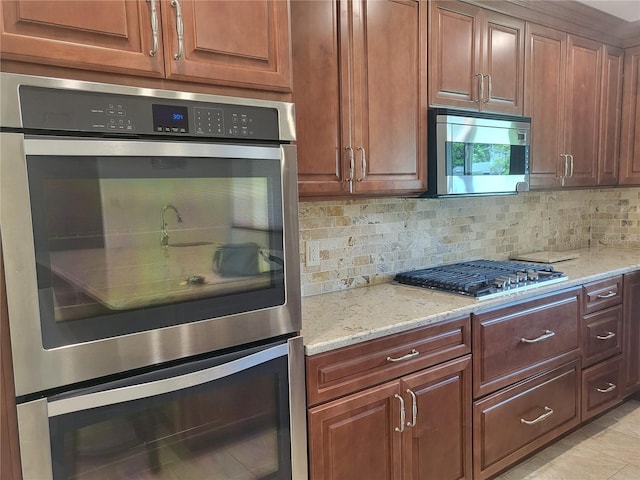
xmin=306 ymin=317 xmax=472 ymax=480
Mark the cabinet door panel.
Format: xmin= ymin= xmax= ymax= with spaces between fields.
xmin=163 ymin=0 xmax=292 ymax=90
xmin=482 ymin=12 xmax=524 ymax=114
xmin=0 ymin=0 xmax=163 ymax=76
xmin=619 ymin=45 xmax=640 ymax=185
xmin=429 ymin=1 xmax=480 ymax=109
xmin=308 ymin=382 xmax=402 ymax=480
xmin=623 ymin=272 xmax=640 ymax=395
xmin=352 ymin=0 xmax=426 ymax=194
xmin=524 ymin=23 xmax=566 ymax=189
xmin=291 ymin=0 xmax=348 ymax=196
xmin=597 ymin=45 xmax=623 ymax=185
xmin=402 ymin=356 xmax=472 ymax=480
xmin=564 ymin=34 xmax=601 ymax=187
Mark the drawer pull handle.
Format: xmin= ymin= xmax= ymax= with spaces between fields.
xmin=596 ymin=291 xmax=617 ymax=299
xmin=387 ymin=349 xmax=419 ymax=363
xmin=406 ymin=389 xmax=417 ymax=427
xmin=596 ymin=331 xmax=616 ymax=341
xmin=520 ymin=406 xmax=554 ymax=425
xmin=596 ymin=382 xmax=617 ymax=394
xmin=394 ymin=394 xmax=405 ymax=432
xmin=521 ymin=330 xmax=555 ymax=344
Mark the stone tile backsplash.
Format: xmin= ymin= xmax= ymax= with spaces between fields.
xmin=299 ymin=187 xmax=640 ymax=296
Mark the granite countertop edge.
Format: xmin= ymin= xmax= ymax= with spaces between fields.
xmin=301 ymin=247 xmax=640 ymax=356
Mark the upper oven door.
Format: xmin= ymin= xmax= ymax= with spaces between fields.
xmin=0 ymin=133 xmax=301 ymax=396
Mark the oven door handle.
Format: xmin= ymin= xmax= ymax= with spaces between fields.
xmin=47 ymin=342 xmax=288 ymax=417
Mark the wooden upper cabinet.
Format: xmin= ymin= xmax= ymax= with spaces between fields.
xmin=524 ymin=23 xmax=566 ymax=189
xmin=563 ymin=34 xmax=602 ymax=187
xmin=525 ymin=24 xmax=616 ymax=189
xmin=0 ymin=0 xmax=292 ymax=92
xmin=429 ymin=0 xmax=524 ymax=114
xmin=292 ymin=0 xmax=426 ymax=198
xmin=597 ymin=44 xmax=623 ymax=186
xmin=619 ymin=45 xmax=640 ymax=185
xmin=161 ymin=0 xmax=291 ymax=90
xmin=0 ymin=0 xmax=163 ymax=76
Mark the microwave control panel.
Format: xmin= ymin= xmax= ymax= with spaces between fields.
xmin=18 ymin=85 xmax=280 ymax=140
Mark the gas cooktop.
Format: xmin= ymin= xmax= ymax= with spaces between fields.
xmin=394 ymin=260 xmax=568 ymax=300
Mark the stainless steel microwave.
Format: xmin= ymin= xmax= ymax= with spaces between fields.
xmin=423 ymin=108 xmax=531 ymax=197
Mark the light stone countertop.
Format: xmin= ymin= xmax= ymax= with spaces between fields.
xmin=302 ymin=246 xmax=640 ymax=356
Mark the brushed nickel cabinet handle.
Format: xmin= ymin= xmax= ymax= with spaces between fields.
xmin=171 ymin=0 xmax=184 ymax=60
xmin=345 ymin=146 xmax=354 ymax=193
xmin=394 ymin=394 xmax=406 ymax=432
xmin=596 ymin=382 xmax=617 ymax=393
xmin=356 ymin=146 xmax=366 ymax=182
xmin=386 ymin=349 xmax=419 ymax=363
xmin=483 ymin=74 xmax=492 ymax=103
xmin=406 ymin=389 xmax=417 ymax=427
xmin=596 ymin=331 xmax=616 ymax=340
xmin=568 ymin=154 xmax=574 ymax=177
xmin=520 ymin=406 xmax=554 ymax=425
xmin=521 ymin=329 xmax=555 ymax=344
xmin=475 ymin=73 xmax=483 ymax=103
xmin=147 ymin=0 xmax=159 ymax=57
xmin=596 ymin=291 xmax=617 ymax=299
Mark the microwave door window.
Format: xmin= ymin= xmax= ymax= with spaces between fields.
xmin=448 ymin=142 xmax=512 ymax=175
xmin=27 ymin=153 xmax=286 ymax=348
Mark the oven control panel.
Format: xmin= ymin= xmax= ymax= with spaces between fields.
xmin=19 ymin=85 xmax=280 ymax=140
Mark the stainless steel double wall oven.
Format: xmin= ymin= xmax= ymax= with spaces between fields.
xmin=0 ymin=73 xmax=307 ymax=479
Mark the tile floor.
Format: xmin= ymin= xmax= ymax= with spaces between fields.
xmin=497 ymin=399 xmax=640 ymax=479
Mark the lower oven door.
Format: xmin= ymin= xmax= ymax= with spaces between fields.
xmin=16 ymin=337 xmax=307 ymax=480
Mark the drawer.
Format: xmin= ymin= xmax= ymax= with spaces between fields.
xmin=473 ymin=360 xmax=581 ymax=480
xmin=473 ymin=288 xmax=581 ymax=398
xmin=582 ymin=305 xmax=623 ymax=368
xmin=306 ymin=316 xmax=470 ymax=406
xmin=582 ymin=355 xmax=623 ymax=421
xmin=583 ymin=276 xmax=623 ymax=315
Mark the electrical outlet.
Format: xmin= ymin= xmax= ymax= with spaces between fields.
xmin=306 ymin=240 xmax=320 ymax=267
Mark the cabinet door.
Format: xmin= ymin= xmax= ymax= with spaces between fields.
xmin=429 ymin=1 xmax=481 ymax=109
xmin=619 ymin=45 xmax=640 ymax=185
xmin=623 ymin=271 xmax=640 ymax=396
xmin=524 ymin=23 xmax=566 ymax=189
xmin=481 ymin=11 xmax=524 ymax=114
xmin=351 ymin=0 xmax=426 ymax=194
xmin=563 ymin=34 xmax=601 ymax=187
xmin=0 ymin=0 xmax=163 ymax=76
xmin=597 ymin=45 xmax=623 ymax=185
xmin=308 ymin=381 xmax=402 ymax=480
xmin=291 ymin=0 xmax=349 ymax=197
xmin=402 ymin=356 xmax=472 ymax=480
xmin=162 ymin=0 xmax=292 ymax=91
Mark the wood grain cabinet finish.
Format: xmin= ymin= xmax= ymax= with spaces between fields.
xmin=622 ymin=272 xmax=640 ymax=396
xmin=306 ymin=316 xmax=470 ymax=407
xmin=582 ymin=275 xmax=623 ymax=315
xmin=292 ymin=0 xmax=427 ymax=198
xmin=308 ymin=356 xmax=472 ymax=480
xmin=0 ymin=0 xmax=292 ymax=92
xmin=473 ymin=360 xmax=581 ymax=480
xmin=472 ymin=288 xmax=581 ymax=398
xmin=429 ymin=1 xmax=524 ymax=114
xmin=582 ymin=305 xmax=623 ymax=368
xmin=581 ymin=355 xmax=623 ymax=421
xmin=525 ymin=23 xmax=621 ymax=189
xmin=619 ymin=45 xmax=640 ymax=185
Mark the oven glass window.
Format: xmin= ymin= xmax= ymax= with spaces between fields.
xmin=27 ymin=153 xmax=285 ymax=348
xmin=447 ymin=142 xmax=527 ymax=176
xmin=48 ymin=346 xmax=291 ymax=480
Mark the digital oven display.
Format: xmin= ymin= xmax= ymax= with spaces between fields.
xmin=152 ymin=104 xmax=189 ymax=133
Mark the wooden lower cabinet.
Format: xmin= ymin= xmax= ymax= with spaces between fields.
xmin=581 ymin=355 xmax=623 ymax=421
xmin=308 ymin=356 xmax=472 ymax=480
xmin=623 ymin=272 xmax=640 ymax=395
xmin=473 ymin=360 xmax=581 ymax=480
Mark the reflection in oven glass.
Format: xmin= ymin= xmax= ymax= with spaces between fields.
xmin=58 ymin=377 xmax=284 ymax=479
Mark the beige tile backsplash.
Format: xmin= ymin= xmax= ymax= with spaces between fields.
xmin=299 ymin=187 xmax=640 ymax=296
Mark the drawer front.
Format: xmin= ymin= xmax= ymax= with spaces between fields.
xmin=582 ymin=355 xmax=623 ymax=421
xmin=583 ymin=276 xmax=623 ymax=314
xmin=473 ymin=288 xmax=581 ymax=398
xmin=582 ymin=305 xmax=623 ymax=367
xmin=306 ymin=316 xmax=470 ymax=406
xmin=473 ymin=360 xmax=581 ymax=480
